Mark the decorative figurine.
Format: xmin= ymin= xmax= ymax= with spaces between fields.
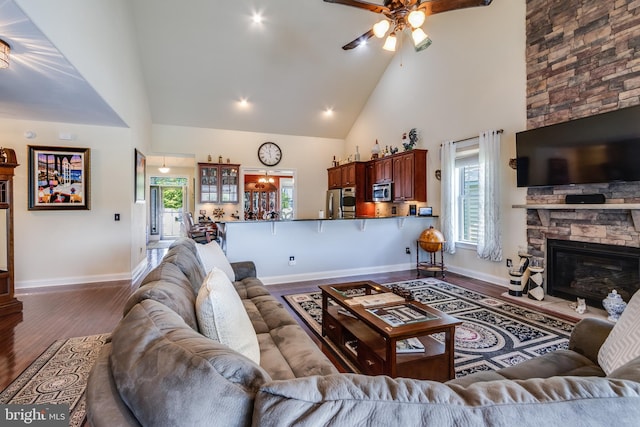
xmin=603 ymin=289 xmax=627 ymax=322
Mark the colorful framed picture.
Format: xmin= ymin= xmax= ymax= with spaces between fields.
xmin=28 ymin=145 xmax=91 ymax=211
xmin=135 ymin=149 xmax=146 ymax=203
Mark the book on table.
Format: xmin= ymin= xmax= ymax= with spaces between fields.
xmin=344 ymin=292 xmax=405 ymax=307
xmin=366 ymin=303 xmax=439 ymax=327
xmin=396 ymin=337 xmax=425 ymax=353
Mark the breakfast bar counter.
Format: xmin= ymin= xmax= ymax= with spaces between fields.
xmin=217 ymin=216 xmax=439 ymax=284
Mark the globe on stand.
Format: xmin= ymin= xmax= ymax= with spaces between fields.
xmin=417 ymin=226 xmax=446 ymax=278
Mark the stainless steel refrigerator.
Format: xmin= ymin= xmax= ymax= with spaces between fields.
xmin=325 ymin=189 xmax=342 ymax=219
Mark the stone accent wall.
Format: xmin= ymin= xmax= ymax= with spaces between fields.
xmin=526 ymin=0 xmax=640 ymax=129
xmin=524 ymin=1 xmax=640 ymax=265
xmin=526 ymin=183 xmax=640 ymax=259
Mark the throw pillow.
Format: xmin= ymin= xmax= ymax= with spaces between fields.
xmin=195 ymin=267 xmax=260 ymax=364
xmin=195 ymin=240 xmax=236 ymax=282
xmin=598 ymin=290 xmax=640 ymax=375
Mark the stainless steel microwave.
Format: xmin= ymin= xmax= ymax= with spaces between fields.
xmin=372 ymin=183 xmax=392 ymax=202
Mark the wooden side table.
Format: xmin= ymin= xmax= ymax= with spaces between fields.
xmin=416 ymin=240 xmax=446 ymax=278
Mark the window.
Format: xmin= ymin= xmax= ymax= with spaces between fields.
xmin=454 ymin=141 xmax=480 ymax=247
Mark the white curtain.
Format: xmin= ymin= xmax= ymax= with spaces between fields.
xmin=477 ymin=130 xmax=502 ymax=261
xmin=440 ymin=141 xmax=456 ymax=254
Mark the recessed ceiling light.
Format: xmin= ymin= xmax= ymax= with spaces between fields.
xmin=252 ymin=12 xmax=263 ymax=24
xmin=324 ymin=108 xmax=334 ymax=117
xmin=238 ymin=98 xmax=250 ymax=108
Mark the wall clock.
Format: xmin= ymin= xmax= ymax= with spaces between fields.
xmin=258 ymin=142 xmax=282 ymax=166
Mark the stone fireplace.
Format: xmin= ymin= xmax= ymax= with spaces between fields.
xmin=546 ymin=238 xmax=640 ymax=307
xmin=521 ymin=1 xmax=640 ymax=307
xmin=523 ymin=182 xmax=640 ymax=306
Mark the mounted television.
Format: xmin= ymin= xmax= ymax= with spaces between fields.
xmin=516 ymin=105 xmax=640 ymax=187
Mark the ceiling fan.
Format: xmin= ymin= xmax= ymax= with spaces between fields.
xmin=324 ymin=0 xmax=493 ymax=52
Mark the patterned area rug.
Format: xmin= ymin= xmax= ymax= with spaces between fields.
xmin=0 ymin=333 xmax=110 ymax=427
xmin=284 ymin=278 xmax=575 ymax=378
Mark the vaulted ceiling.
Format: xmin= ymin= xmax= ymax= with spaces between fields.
xmin=0 ymin=0 xmax=400 ymax=139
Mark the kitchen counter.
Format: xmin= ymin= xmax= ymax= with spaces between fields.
xmin=217 ymin=215 xmax=438 ymax=224
xmin=217 ymin=216 xmax=439 ymax=284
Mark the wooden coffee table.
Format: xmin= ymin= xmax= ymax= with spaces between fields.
xmin=319 ymin=281 xmax=461 ymax=381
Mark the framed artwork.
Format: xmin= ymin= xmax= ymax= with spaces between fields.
xmin=28 ymin=145 xmax=91 ymax=211
xmin=135 ymin=149 xmax=146 ymax=202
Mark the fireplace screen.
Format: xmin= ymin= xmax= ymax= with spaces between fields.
xmin=547 ymin=239 xmax=640 ymax=307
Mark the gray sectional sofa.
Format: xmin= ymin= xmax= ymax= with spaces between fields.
xmin=87 ymin=238 xmax=640 ymax=426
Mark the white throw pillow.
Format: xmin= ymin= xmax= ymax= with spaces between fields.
xmin=195 ymin=240 xmax=235 ymax=282
xmin=195 ymin=268 xmax=260 ymax=364
xmin=598 ymin=290 xmax=640 ymax=375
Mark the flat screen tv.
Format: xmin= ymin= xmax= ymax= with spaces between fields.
xmin=516 ymin=105 xmax=640 ymax=187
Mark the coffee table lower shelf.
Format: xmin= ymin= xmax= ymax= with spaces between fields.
xmin=324 ymin=306 xmax=452 ymax=381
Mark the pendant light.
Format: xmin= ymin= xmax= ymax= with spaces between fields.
xmin=159 ymin=157 xmax=170 ymax=174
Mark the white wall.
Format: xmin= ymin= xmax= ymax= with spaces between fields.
xmin=0 ymin=119 xmax=134 ymax=288
xmin=151 ymin=124 xmax=344 ymax=220
xmin=345 ymin=0 xmax=528 ymax=285
xmin=9 ymin=0 xmax=153 ymax=287
xmin=224 ymin=217 xmax=439 ymax=284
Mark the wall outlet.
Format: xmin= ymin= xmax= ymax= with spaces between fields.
xmin=405 ymin=247 xmax=411 ymax=254
xmin=288 ymin=256 xmax=296 ymax=266
xmin=506 ymin=258 xmax=513 ymax=268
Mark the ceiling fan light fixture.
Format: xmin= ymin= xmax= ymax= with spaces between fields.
xmin=159 ymin=157 xmax=170 ymax=174
xmin=0 ymin=39 xmax=10 ymax=69
xmin=407 ymin=10 xmax=426 ymax=29
xmin=382 ymin=33 xmax=397 ymax=52
xmin=373 ymin=19 xmax=390 ymax=38
xmin=412 ymin=28 xmax=432 ymax=52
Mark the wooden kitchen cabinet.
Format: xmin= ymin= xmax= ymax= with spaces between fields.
xmin=327 ymin=162 xmax=367 ymax=188
xmin=392 ymin=150 xmax=427 ymax=202
xmin=328 ymin=166 xmax=342 ymax=189
xmin=199 ymin=163 xmax=240 ymax=203
xmin=374 ymin=157 xmax=393 ymax=184
xmin=341 ymin=163 xmax=357 ymax=186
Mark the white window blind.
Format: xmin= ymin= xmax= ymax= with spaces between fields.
xmin=455 ymin=141 xmax=480 ymax=245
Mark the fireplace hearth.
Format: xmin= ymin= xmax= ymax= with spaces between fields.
xmin=547 ymin=239 xmax=640 ymax=307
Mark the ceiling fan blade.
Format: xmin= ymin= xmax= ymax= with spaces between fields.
xmin=342 ymin=29 xmax=375 ymax=50
xmin=418 ymin=0 xmax=492 ymax=16
xmin=324 ymin=0 xmax=390 ymax=14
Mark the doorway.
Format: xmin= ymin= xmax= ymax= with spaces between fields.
xmin=243 ymin=169 xmax=296 ymax=220
xmin=150 ymin=176 xmax=189 ymax=240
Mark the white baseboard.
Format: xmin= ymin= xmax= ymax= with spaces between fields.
xmin=260 ymin=263 xmax=413 ymax=285
xmin=132 ymin=258 xmax=149 ymax=284
xmin=261 ymin=263 xmax=511 ymax=289
xmin=16 ymin=272 xmax=132 ymax=291
xmin=445 ymin=265 xmax=509 ymax=289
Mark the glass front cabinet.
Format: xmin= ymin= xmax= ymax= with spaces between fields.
xmin=198 ymin=163 xmax=240 ymax=204
xmin=0 ymin=148 xmax=21 ymax=317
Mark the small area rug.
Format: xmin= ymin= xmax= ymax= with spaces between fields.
xmin=0 ymin=333 xmax=110 ymax=427
xmin=284 ymin=278 xmax=575 ymax=378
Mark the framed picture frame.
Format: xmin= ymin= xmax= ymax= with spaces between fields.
xmin=28 ymin=145 xmax=91 ymax=211
xmin=134 ymin=149 xmax=146 ymax=203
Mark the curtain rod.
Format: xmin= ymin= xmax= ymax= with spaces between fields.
xmin=440 ymin=129 xmax=504 ymax=146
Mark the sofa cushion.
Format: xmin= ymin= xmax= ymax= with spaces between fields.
xmin=196 ymin=268 xmax=260 ymax=364
xmin=195 ymin=240 xmax=235 ymax=281
xmin=163 ymin=244 xmax=206 ymax=294
xmin=124 ymin=278 xmax=198 ymax=330
xmin=254 ymin=373 xmax=640 ymax=427
xmin=124 ymin=262 xmax=198 ymax=330
xmin=599 ymin=290 xmax=640 ymax=375
xmin=86 ymin=343 xmax=141 ymax=427
xmin=110 ymin=299 xmax=271 ymax=427
xmin=496 ymin=349 xmax=604 ymax=379
xmin=169 ymin=237 xmax=199 ymax=257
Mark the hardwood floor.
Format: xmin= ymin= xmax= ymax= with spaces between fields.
xmin=0 ymin=244 xmax=570 ymax=390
